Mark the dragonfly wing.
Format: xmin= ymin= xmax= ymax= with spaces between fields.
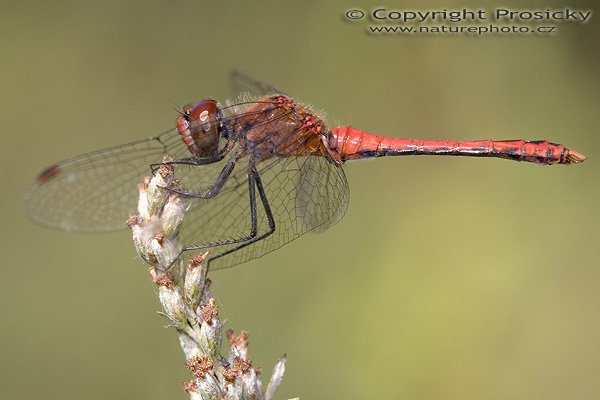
xmin=230 ymin=70 xmax=286 ymax=98
xmin=296 ymin=155 xmax=349 ymax=233
xmin=26 ymin=129 xmax=187 ymax=232
xmin=177 ymin=154 xmax=349 ymax=270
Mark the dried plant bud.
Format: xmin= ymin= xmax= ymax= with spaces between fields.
xmin=199 ymin=298 xmax=219 ymax=325
xmin=128 ymin=212 xmax=163 ymax=267
xmin=222 ymin=367 xmax=238 ymax=383
xmin=227 ymin=329 xmax=249 ymax=361
xmin=127 ymin=215 xmax=147 ymax=260
xmin=149 ymin=267 xmax=173 ymax=288
xmin=158 ymin=161 xmax=174 ymax=179
xmin=146 ymin=158 xmax=174 ymax=216
xmin=150 ymin=268 xmax=187 ymax=327
xmin=126 ymin=214 xmax=143 ymax=229
xmin=231 ymin=357 xmax=253 ymax=374
xmin=183 ymin=380 xmax=198 ymax=395
xmin=185 ymin=253 xmax=209 ymax=309
xmin=265 ymin=354 xmax=287 ymax=400
xmin=183 ymin=379 xmax=208 ymax=400
xmin=185 ymin=355 xmax=214 ymax=379
xmin=240 ymin=366 xmax=262 ymax=399
xmin=161 ymin=194 xmax=187 ymax=237
xmin=153 ymin=230 xmax=165 ymax=245
xmin=227 ymin=329 xmax=249 ymax=347
xmin=198 ymin=299 xmax=221 ymax=357
xmin=149 ymin=236 xmax=182 ymax=270
xmin=137 ymin=178 xmax=151 ymax=219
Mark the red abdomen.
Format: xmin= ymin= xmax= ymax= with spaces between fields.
xmin=328 ymin=126 xmax=586 ymax=165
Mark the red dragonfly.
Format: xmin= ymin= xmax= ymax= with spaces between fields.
xmin=26 ymin=72 xmax=586 ymax=270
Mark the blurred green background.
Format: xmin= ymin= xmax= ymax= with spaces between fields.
xmin=1 ymin=1 xmax=598 ymax=399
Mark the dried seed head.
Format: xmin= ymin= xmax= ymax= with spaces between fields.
xmin=185 ymin=355 xmax=214 ymax=379
xmin=198 ymin=300 xmax=221 ymax=357
xmin=153 ymin=230 xmax=165 ymax=245
xmin=239 ymin=365 xmax=262 ymax=399
xmin=222 ymin=367 xmax=238 ymax=383
xmin=188 ymin=252 xmax=209 ymax=269
xmin=158 ymin=161 xmax=174 ymax=179
xmin=227 ymin=329 xmax=249 ymax=348
xmin=231 ymin=357 xmax=253 ymax=374
xmin=128 ymin=215 xmax=148 ymax=259
xmin=150 ymin=236 xmax=182 ymax=269
xmin=126 ymin=214 xmax=143 ymax=228
xmin=183 ymin=380 xmax=198 ymax=394
xmin=265 ymin=354 xmax=287 ymax=400
xmin=146 ymin=162 xmax=173 ymax=216
xmin=199 ymin=298 xmax=219 ymax=325
xmin=149 ymin=268 xmax=187 ymax=326
xmin=227 ymin=329 xmax=250 ymax=361
xmin=149 ymin=268 xmax=174 ymax=289
xmin=185 ymin=252 xmax=209 ymax=309
xmin=137 ymin=180 xmax=151 ymax=219
xmin=128 ymin=158 xmax=187 ymax=273
xmin=161 ymin=194 xmax=187 ymax=237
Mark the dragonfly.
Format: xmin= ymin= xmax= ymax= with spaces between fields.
xmin=26 ymin=72 xmax=586 ymax=270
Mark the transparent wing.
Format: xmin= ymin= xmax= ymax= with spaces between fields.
xmin=296 ymin=155 xmax=349 ymax=233
xmin=176 ymin=153 xmax=349 ymax=270
xmin=25 ymin=129 xmax=189 ymax=232
xmin=230 ymin=70 xmax=285 ymax=98
xmin=25 ymin=98 xmax=287 ymax=233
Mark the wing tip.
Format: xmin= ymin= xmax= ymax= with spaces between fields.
xmin=35 ymin=164 xmax=62 ymax=184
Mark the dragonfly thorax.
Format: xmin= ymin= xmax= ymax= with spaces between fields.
xmin=233 ymin=95 xmax=330 ymax=161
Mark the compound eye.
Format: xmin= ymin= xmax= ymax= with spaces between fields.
xmin=188 ymin=99 xmax=218 ymax=123
xmin=183 ymin=99 xmax=221 ymax=157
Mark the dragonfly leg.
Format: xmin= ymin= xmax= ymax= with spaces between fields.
xmin=181 ymin=166 xmax=259 ymax=254
xmin=208 ymin=169 xmax=275 ymax=267
xmin=164 ymin=158 xmax=237 ymax=199
xmin=149 ymin=152 xmax=226 ymax=175
xmin=182 ymin=167 xmax=276 ymax=269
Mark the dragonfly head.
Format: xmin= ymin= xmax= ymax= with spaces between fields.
xmin=177 ymin=99 xmax=224 ymax=157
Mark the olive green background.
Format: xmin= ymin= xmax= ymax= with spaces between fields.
xmin=1 ymin=1 xmax=598 ymax=399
